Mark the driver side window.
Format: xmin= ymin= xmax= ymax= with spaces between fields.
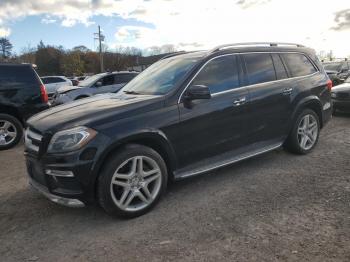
xmin=191 ymin=55 xmax=240 ymax=94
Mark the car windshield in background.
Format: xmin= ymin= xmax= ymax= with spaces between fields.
xmin=122 ymin=56 xmax=200 ymax=95
xmin=78 ymin=74 xmax=102 ymax=87
xmin=323 ymin=62 xmax=342 ymax=72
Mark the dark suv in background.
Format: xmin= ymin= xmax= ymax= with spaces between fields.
xmin=0 ymin=64 xmax=49 ymax=150
xmin=25 ymin=43 xmax=332 ymax=218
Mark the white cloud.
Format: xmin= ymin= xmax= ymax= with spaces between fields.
xmin=0 ymin=27 xmax=11 ymax=37
xmin=0 ymin=0 xmax=349 ymax=56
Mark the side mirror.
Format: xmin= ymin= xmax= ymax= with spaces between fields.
xmin=184 ymin=85 xmax=211 ymax=100
xmin=95 ymin=81 xmax=102 ymax=87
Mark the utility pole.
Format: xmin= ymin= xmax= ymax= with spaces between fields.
xmin=94 ymin=25 xmax=105 ymax=72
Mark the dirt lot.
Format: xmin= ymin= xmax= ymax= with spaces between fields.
xmin=0 ymin=115 xmax=350 ymax=262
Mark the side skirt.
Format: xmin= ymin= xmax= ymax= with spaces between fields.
xmin=174 ymin=142 xmax=283 ymax=180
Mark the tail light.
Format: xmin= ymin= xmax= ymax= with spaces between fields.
xmin=326 ymin=79 xmax=332 ymax=91
xmin=40 ymin=84 xmax=49 ymax=103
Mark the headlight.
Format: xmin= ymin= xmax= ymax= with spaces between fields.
xmin=331 ymin=93 xmax=337 ymax=98
xmin=47 ymin=126 xmax=97 ymax=153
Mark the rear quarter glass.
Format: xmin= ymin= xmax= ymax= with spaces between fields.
xmin=0 ymin=65 xmax=41 ymax=90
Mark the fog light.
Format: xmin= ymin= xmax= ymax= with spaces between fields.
xmin=45 ymin=169 xmax=74 ymax=177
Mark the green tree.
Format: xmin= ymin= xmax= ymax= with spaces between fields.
xmin=35 ymin=42 xmax=63 ymax=75
xmin=0 ymin=38 xmax=13 ymax=58
xmin=61 ymin=51 xmax=85 ymax=76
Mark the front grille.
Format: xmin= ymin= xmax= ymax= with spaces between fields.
xmin=25 ymin=128 xmax=43 ymax=153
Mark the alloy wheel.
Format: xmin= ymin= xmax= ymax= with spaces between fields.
xmin=110 ymin=156 xmax=162 ymax=212
xmin=0 ymin=120 xmax=17 ymax=146
xmin=297 ymin=114 xmax=318 ymax=151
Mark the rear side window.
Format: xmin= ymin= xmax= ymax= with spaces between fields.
xmin=0 ymin=65 xmax=39 ymax=89
xmin=243 ymin=53 xmax=276 ymax=85
xmin=115 ymin=74 xmax=137 ymax=84
xmin=191 ymin=55 xmax=240 ymax=94
xmin=271 ymin=54 xmax=288 ymax=80
xmin=281 ymin=53 xmax=317 ymax=77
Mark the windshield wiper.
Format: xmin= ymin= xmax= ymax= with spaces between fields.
xmin=123 ymin=90 xmax=142 ymax=95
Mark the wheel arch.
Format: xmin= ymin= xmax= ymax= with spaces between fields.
xmin=92 ymin=130 xmax=178 ymax=198
xmin=291 ymin=96 xmax=324 ymax=128
xmin=0 ymin=104 xmax=24 ymax=125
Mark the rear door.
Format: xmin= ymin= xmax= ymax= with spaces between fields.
xmin=176 ymin=54 xmax=250 ymax=167
xmin=112 ymin=74 xmax=136 ymax=93
xmin=242 ymin=52 xmax=292 ymax=144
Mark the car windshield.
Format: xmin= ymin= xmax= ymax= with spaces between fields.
xmin=323 ymin=62 xmax=342 ymax=72
xmin=121 ymin=56 xmax=200 ymax=95
xmin=78 ymin=74 xmax=103 ymax=87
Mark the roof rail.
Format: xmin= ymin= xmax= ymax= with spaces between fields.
xmin=210 ymin=42 xmax=305 ymax=53
xmin=160 ymin=51 xmax=189 ymax=60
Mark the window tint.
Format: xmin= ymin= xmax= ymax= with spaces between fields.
xmin=243 ymin=53 xmax=276 ymax=85
xmin=271 ymin=54 xmax=288 ymax=80
xmin=191 ymin=55 xmax=239 ymax=94
xmin=0 ymin=65 xmax=38 ymax=88
xmin=281 ymin=53 xmax=316 ymax=77
xmin=115 ymin=74 xmax=137 ymax=84
xmin=101 ymin=75 xmax=115 ymax=86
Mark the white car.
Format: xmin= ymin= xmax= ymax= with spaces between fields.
xmin=41 ymin=76 xmax=72 ymax=100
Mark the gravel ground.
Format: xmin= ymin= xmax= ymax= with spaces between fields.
xmin=0 ymin=115 xmax=350 ymax=262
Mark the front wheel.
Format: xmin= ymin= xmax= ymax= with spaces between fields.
xmin=284 ymin=109 xmax=320 ymax=154
xmin=98 ymin=144 xmax=168 ymax=218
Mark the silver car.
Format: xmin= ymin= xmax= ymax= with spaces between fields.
xmin=52 ymin=71 xmax=138 ymax=105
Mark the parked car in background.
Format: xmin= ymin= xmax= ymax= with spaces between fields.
xmin=331 ymin=76 xmax=350 ymax=113
xmin=52 ymin=71 xmax=138 ymax=105
xmin=25 ymin=42 xmax=332 ymax=218
xmin=41 ymin=76 xmax=72 ymax=100
xmin=0 ymin=63 xmax=49 ymax=150
xmin=323 ymin=60 xmax=350 ymax=86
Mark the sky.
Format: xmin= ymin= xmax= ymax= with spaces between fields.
xmin=0 ymin=0 xmax=349 ymax=56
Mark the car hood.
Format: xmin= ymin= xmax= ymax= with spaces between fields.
xmin=332 ymin=82 xmax=350 ymax=92
xmin=28 ymin=93 xmax=162 ymax=133
xmin=57 ymin=85 xmax=84 ymax=94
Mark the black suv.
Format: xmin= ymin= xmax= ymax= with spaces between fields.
xmin=0 ymin=64 xmax=49 ymax=150
xmin=25 ymin=43 xmax=332 ymax=218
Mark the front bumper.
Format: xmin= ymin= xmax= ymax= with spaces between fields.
xmin=332 ymin=99 xmax=350 ymax=111
xmin=29 ymin=176 xmax=85 ymax=207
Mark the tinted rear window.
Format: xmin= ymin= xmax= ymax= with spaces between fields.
xmin=0 ymin=65 xmax=39 ymax=88
xmin=243 ymin=53 xmax=276 ymax=85
xmin=281 ymin=53 xmax=317 ymax=77
xmin=271 ymin=54 xmax=288 ymax=80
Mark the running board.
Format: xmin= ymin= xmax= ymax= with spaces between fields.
xmin=174 ymin=142 xmax=282 ymax=180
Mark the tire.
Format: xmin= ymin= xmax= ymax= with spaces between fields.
xmin=98 ymin=144 xmax=168 ymax=218
xmin=0 ymin=113 xmax=23 ymax=150
xmin=284 ymin=109 xmax=320 ymax=155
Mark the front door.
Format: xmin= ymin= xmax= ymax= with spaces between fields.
xmin=175 ymin=54 xmax=250 ymax=168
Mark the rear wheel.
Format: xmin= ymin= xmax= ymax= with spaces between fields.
xmin=98 ymin=144 xmax=168 ymax=218
xmin=0 ymin=114 xmax=23 ymax=150
xmin=284 ymin=109 xmax=320 ymax=154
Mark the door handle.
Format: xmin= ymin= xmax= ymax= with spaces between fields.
xmin=233 ymin=97 xmax=246 ymax=106
xmin=283 ymin=88 xmax=293 ymax=95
